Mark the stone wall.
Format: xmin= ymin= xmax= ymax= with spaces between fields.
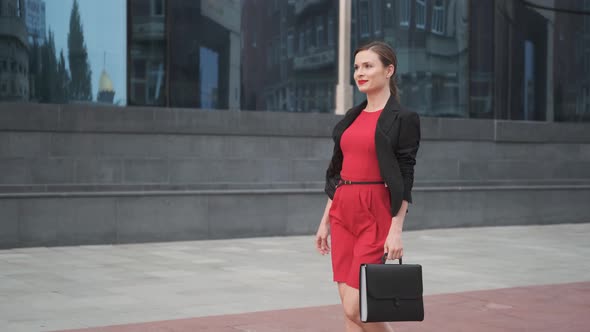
xmin=1 ymin=102 xmax=589 ymax=248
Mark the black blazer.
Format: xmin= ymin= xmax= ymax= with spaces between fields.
xmin=325 ymin=95 xmax=421 ymax=216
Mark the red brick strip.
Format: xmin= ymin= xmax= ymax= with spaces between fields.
xmin=53 ymin=282 xmax=590 ymax=332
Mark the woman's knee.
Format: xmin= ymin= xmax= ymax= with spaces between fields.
xmin=343 ymin=305 xmax=360 ymax=324
xmin=342 ymin=296 xmax=361 ymax=324
xmin=339 ymin=283 xmax=362 ymax=325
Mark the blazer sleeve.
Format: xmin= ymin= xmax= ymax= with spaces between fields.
xmin=324 ymin=142 xmax=342 ymax=200
xmin=395 ymin=111 xmax=421 ymax=203
xmin=324 ymin=107 xmax=358 ymax=199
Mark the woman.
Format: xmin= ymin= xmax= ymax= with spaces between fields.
xmin=315 ymin=41 xmax=421 ymax=332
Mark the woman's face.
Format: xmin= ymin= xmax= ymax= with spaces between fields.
xmin=353 ymin=49 xmax=394 ymax=94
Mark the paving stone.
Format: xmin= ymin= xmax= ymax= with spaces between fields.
xmin=0 ymin=223 xmax=588 ymax=331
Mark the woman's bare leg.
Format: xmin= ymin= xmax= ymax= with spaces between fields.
xmin=340 ymin=283 xmax=394 ymax=332
xmin=338 ymin=282 xmax=364 ymax=332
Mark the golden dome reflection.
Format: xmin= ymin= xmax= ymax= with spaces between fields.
xmin=99 ymin=70 xmax=114 ymax=92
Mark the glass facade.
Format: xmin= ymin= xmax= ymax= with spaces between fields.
xmin=352 ymin=0 xmax=469 ymax=118
xmin=241 ymin=0 xmax=338 ymax=113
xmin=128 ymin=0 xmax=166 ymax=106
xmin=0 ymin=0 xmax=126 ymax=104
xmin=552 ymin=0 xmax=590 ymax=122
xmin=0 ymin=0 xmax=589 ymax=121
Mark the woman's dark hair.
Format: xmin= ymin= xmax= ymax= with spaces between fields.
xmin=354 ymin=41 xmax=399 ymax=101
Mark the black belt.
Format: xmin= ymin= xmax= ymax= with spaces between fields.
xmin=338 ymin=179 xmax=386 ymax=186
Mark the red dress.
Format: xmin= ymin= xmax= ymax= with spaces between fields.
xmin=328 ymin=109 xmax=392 ymax=289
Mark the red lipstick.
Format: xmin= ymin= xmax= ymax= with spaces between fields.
xmin=358 ymin=80 xmax=368 ymax=85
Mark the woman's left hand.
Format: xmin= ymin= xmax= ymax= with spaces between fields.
xmin=384 ymin=224 xmax=403 ymax=261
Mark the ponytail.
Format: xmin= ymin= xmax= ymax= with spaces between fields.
xmin=389 ymin=75 xmax=399 ymax=102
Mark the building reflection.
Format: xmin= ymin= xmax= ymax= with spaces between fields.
xmin=352 ymin=0 xmax=469 ymax=118
xmin=128 ymin=0 xmax=166 ymax=106
xmin=242 ymin=0 xmax=337 ymax=113
xmin=98 ymin=63 xmax=115 ymax=104
xmin=0 ymin=0 xmax=588 ymax=122
xmin=128 ymin=0 xmax=241 ymax=109
xmin=0 ymin=0 xmax=29 ymax=101
xmin=553 ymin=0 xmax=590 ymax=122
xmin=243 ymin=0 xmax=472 ymax=116
xmin=292 ymin=0 xmax=337 ymax=113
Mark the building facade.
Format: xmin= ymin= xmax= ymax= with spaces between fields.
xmin=242 ymin=0 xmax=338 ymax=113
xmin=1 ymin=0 xmax=590 ymax=248
xmin=128 ymin=0 xmax=241 ymax=109
xmin=350 ymin=0 xmax=469 ymax=118
xmin=0 ymin=0 xmax=589 ymax=122
xmin=553 ymin=0 xmax=590 ymax=122
xmin=24 ymin=0 xmax=44 ymax=45
xmin=0 ymin=0 xmax=29 ymax=102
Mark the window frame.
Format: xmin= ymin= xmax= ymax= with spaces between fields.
xmin=360 ymin=0 xmax=370 ymax=38
xmin=287 ymin=29 xmax=294 ymax=58
xmin=151 ymin=0 xmax=165 ymax=16
xmin=400 ymin=0 xmax=410 ymax=27
xmin=327 ymin=11 xmax=335 ymax=46
xmin=416 ymin=0 xmax=426 ymax=30
xmin=373 ymin=0 xmax=382 ymax=34
xmin=432 ymin=0 xmax=445 ymax=35
xmin=316 ymin=16 xmax=324 ymax=47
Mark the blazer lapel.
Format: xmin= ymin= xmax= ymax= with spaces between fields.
xmin=377 ymin=95 xmax=402 ymax=134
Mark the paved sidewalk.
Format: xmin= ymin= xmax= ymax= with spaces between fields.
xmin=55 ymin=282 xmax=590 ymax=332
xmin=1 ymin=223 xmax=589 ymax=331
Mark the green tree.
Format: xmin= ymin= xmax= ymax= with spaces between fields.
xmin=28 ymin=38 xmax=40 ymax=101
xmin=56 ymin=50 xmax=71 ymax=103
xmin=67 ymin=0 xmax=92 ymax=101
xmin=39 ymin=29 xmax=58 ymax=102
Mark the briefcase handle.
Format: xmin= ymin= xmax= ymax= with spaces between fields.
xmin=381 ymin=253 xmax=403 ymax=265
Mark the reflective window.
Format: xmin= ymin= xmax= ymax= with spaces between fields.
xmin=384 ymin=0 xmax=395 ymax=27
xmin=553 ymin=0 xmax=590 ymax=121
xmin=287 ymin=29 xmax=294 ymax=58
xmin=200 ymin=46 xmax=219 ymax=109
xmin=0 ymin=0 xmax=588 ymax=122
xmin=469 ymin=0 xmax=493 ymax=118
xmin=128 ymin=0 xmax=165 ymax=106
xmin=373 ymin=0 xmax=382 ymax=34
xmin=306 ymin=21 xmax=313 ymax=48
xmin=400 ymin=0 xmax=410 ymax=27
xmin=242 ymin=0 xmax=338 ymax=113
xmin=316 ymin=16 xmax=324 ymax=46
xmin=359 ymin=0 xmax=369 ymax=38
xmin=298 ymin=31 xmax=305 ymax=55
xmin=432 ymin=0 xmax=445 ymax=35
xmin=352 ymin=0 xmax=469 ymax=118
xmin=351 ymin=0 xmax=358 ymax=50
xmin=0 ymin=0 xmax=126 ymax=104
xmin=328 ymin=11 xmax=335 ymax=46
xmin=416 ymin=0 xmax=426 ymax=30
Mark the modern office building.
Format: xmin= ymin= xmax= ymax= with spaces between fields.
xmin=1 ymin=0 xmax=590 ymax=248
xmin=0 ymin=0 xmax=588 ymax=121
xmin=0 ymin=0 xmax=29 ymax=101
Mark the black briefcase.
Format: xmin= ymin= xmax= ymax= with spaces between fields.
xmin=359 ymin=255 xmax=424 ymax=322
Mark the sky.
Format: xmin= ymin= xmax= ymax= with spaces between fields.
xmin=44 ymin=0 xmax=127 ymax=104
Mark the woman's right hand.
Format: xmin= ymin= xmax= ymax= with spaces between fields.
xmin=315 ymin=219 xmax=331 ymax=255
